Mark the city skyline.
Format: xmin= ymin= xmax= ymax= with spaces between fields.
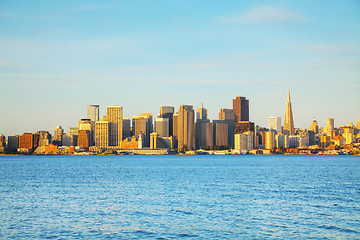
xmin=1 ymin=1 xmax=360 ymax=136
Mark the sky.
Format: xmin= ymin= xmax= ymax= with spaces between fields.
xmin=0 ymin=0 xmax=360 ymax=136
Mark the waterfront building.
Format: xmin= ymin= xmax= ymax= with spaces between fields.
xmin=213 ymin=121 xmax=228 ymax=147
xmin=218 ymin=108 xmax=235 ymax=148
xmin=87 ymin=105 xmax=99 ymax=123
xmin=269 ymin=117 xmax=282 ymax=133
xmin=122 ymin=118 xmax=131 ymax=139
xmin=234 ymin=132 xmax=254 ymax=151
xmin=120 ymin=136 xmax=141 ymax=149
xmin=173 ymin=113 xmax=178 ymax=138
xmin=107 ymin=105 xmax=123 ymax=146
xmin=275 ymin=133 xmax=289 ymax=148
xmin=78 ymin=119 xmax=93 ymax=146
xmin=289 ymin=135 xmax=301 ymax=148
xmin=132 ymin=113 xmax=152 ymax=147
xmin=309 ymin=119 xmax=319 ymax=134
xmin=53 ymin=126 xmax=64 ymax=142
xmin=177 ymin=105 xmax=195 ymax=151
xmin=19 ymin=133 xmax=38 ymax=150
xmin=95 ymin=120 xmax=110 ymax=148
xmin=8 ymin=135 xmax=19 ymax=153
xmin=195 ymin=119 xmax=213 ymax=149
xmin=196 ymin=104 xmax=208 ymax=120
xmin=326 ymin=118 xmax=335 ymax=139
xmin=283 ymin=89 xmax=295 ymax=135
xmin=150 ymin=132 xmax=173 ymax=149
xmin=155 ymin=118 xmax=170 ymax=137
xmin=78 ymin=130 xmax=90 ymax=149
xmin=265 ymin=131 xmax=275 ymax=149
xmin=37 ymin=131 xmax=51 ymax=147
xmin=233 ymin=96 xmax=249 ymax=122
xmin=159 ymin=106 xmax=174 ymax=137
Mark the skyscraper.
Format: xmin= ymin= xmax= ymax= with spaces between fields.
xmin=196 ymin=103 xmax=208 ymax=120
xmin=87 ymin=105 xmax=99 ymax=122
xmin=233 ymin=96 xmax=249 ymax=122
xmin=159 ymin=106 xmax=174 ymax=137
xmin=107 ymin=105 xmax=123 ymax=146
xmin=218 ymin=108 xmax=236 ymax=148
xmin=155 ymin=118 xmax=170 ymax=137
xmin=283 ymin=89 xmax=295 ymax=136
xmin=177 ymin=105 xmax=195 ymax=151
xmin=326 ymin=118 xmax=334 ymax=139
xmin=269 ymin=117 xmax=282 ymax=132
xmin=132 ymin=113 xmax=153 ymax=147
xmin=95 ymin=120 xmax=109 ymax=148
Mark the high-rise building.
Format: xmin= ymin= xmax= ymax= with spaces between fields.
xmin=196 ymin=104 xmax=208 ymax=120
xmin=107 ymin=105 xmax=123 ymax=146
xmin=53 ymin=126 xmax=64 ymax=142
xmin=234 ymin=132 xmax=254 ymax=151
xmin=265 ymin=131 xmax=275 ymax=149
xmin=78 ymin=130 xmax=90 ymax=149
xmin=95 ymin=120 xmax=109 ymax=148
xmin=37 ymin=131 xmax=51 ymax=147
xmin=87 ymin=105 xmax=99 ymax=122
xmin=19 ymin=133 xmax=38 ymax=149
xmin=195 ymin=119 xmax=213 ymax=149
xmin=213 ymin=122 xmax=228 ymax=147
xmin=309 ymin=119 xmax=319 ymax=134
xmin=356 ymin=119 xmax=360 ymax=131
xmin=8 ymin=135 xmax=19 ymax=153
xmin=269 ymin=117 xmax=282 ymax=133
xmin=233 ymin=96 xmax=249 ymax=122
xmin=326 ymin=118 xmax=335 ymax=139
xmin=132 ymin=113 xmax=152 ymax=147
xmin=155 ymin=118 xmax=170 ymax=137
xmin=173 ymin=113 xmax=179 ymax=138
xmin=283 ymin=89 xmax=295 ymax=136
xmin=122 ymin=118 xmax=131 ymax=139
xmin=218 ymin=108 xmax=236 ymax=148
xmin=160 ymin=106 xmax=174 ymax=136
xmin=275 ymin=133 xmax=288 ymax=148
xmin=177 ymin=105 xmax=195 ymax=151
xmin=78 ymin=119 xmax=93 ymax=146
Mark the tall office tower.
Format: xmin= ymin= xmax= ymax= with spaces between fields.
xmin=107 ymin=105 xmax=123 ymax=146
xmin=219 ymin=108 xmax=235 ymax=121
xmin=218 ymin=108 xmax=236 ymax=148
xmin=325 ymin=118 xmax=335 ymax=139
xmin=265 ymin=131 xmax=275 ymax=149
xmin=122 ymin=118 xmax=131 ymax=139
xmin=78 ymin=119 xmax=93 ymax=145
xmin=196 ymin=104 xmax=208 ymax=120
xmin=309 ymin=119 xmax=319 ymax=134
xmin=283 ymin=89 xmax=295 ymax=136
xmin=160 ymin=106 xmax=174 ymax=136
xmin=213 ymin=122 xmax=228 ymax=147
xmin=173 ymin=113 xmax=178 ymax=138
xmin=155 ymin=118 xmax=170 ymax=137
xmin=78 ymin=130 xmax=90 ymax=149
xmin=269 ymin=117 xmax=282 ymax=132
xmin=234 ymin=132 xmax=254 ymax=151
xmin=37 ymin=131 xmax=51 ymax=147
xmin=53 ymin=126 xmax=64 ymax=142
xmin=195 ymin=119 xmax=213 ymax=149
xmin=95 ymin=120 xmax=109 ymax=148
xmin=87 ymin=105 xmax=99 ymax=122
xmin=8 ymin=135 xmax=19 ymax=153
xmin=233 ymin=96 xmax=249 ymax=122
xmin=132 ymin=113 xmax=153 ymax=147
xmin=19 ymin=133 xmax=38 ymax=149
xmin=177 ymin=105 xmax=195 ymax=151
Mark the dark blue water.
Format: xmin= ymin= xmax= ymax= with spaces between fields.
xmin=0 ymin=155 xmax=359 ymax=239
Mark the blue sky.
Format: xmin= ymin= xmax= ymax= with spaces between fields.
xmin=1 ymin=0 xmax=360 ymax=136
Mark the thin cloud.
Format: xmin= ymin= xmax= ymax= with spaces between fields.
xmin=219 ymin=5 xmax=308 ymax=24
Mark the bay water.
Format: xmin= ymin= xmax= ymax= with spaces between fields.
xmin=0 ymin=155 xmax=359 ymax=239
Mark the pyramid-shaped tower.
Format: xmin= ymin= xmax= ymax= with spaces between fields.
xmin=283 ymin=89 xmax=295 ymax=135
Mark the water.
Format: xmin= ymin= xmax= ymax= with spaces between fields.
xmin=0 ymin=155 xmax=359 ymax=239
